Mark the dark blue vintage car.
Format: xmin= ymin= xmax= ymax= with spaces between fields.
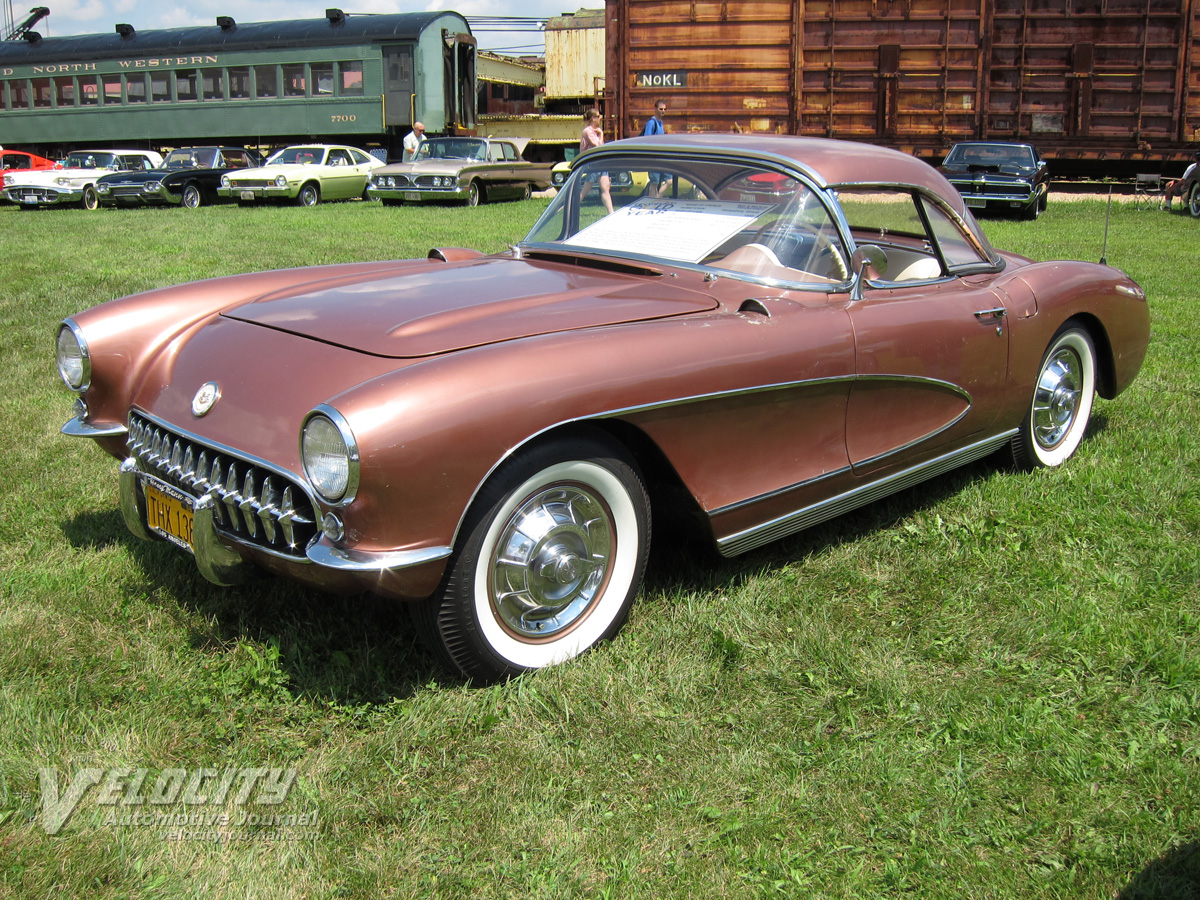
xmin=938 ymin=142 xmax=1049 ymax=220
xmin=96 ymin=146 xmax=263 ymax=209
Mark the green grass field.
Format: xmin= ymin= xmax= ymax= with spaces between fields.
xmin=1 ymin=196 xmax=1197 ymax=899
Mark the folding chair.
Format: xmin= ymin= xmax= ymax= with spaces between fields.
xmin=1134 ymin=173 xmax=1165 ymax=210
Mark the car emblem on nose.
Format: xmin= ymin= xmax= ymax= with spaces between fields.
xmin=192 ymin=381 xmax=220 ymax=417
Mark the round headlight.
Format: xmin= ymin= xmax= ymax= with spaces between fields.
xmin=56 ymin=321 xmax=90 ymax=391
xmin=301 ymin=409 xmax=359 ymax=504
xmin=55 ymin=176 xmax=72 ymax=186
xmin=552 ymin=172 xmax=565 ymax=186
xmin=96 ymin=183 xmax=110 ymax=194
xmin=274 ymin=175 xmax=288 ymax=188
xmin=220 ymin=175 xmax=230 ymax=188
xmin=143 ymin=181 xmax=162 ymax=192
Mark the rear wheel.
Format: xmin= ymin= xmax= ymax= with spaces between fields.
xmin=296 ymin=183 xmax=320 ymax=207
xmin=181 ymin=184 xmax=202 ymax=209
xmin=413 ymin=434 xmax=651 ymax=681
xmin=1189 ymin=182 xmax=1200 ymax=218
xmin=521 ymin=183 xmax=532 ymax=201
xmin=1010 ymin=325 xmax=1096 ymax=469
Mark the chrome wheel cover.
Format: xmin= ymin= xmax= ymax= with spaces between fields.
xmin=489 ymin=483 xmax=614 ymax=640
xmin=1032 ymin=345 xmax=1082 ymax=449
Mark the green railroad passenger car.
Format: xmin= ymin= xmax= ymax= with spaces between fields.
xmin=0 ymin=8 xmax=477 ymax=159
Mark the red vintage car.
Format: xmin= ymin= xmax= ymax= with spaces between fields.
xmin=55 ymin=135 xmax=1149 ymax=681
xmin=0 ymin=147 xmax=56 ymax=178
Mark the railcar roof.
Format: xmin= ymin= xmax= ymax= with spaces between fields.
xmin=0 ymin=12 xmax=467 ymax=64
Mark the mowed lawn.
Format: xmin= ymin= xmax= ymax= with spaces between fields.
xmin=0 ymin=195 xmax=1197 ymax=899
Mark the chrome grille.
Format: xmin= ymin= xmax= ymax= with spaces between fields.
xmin=128 ymin=413 xmax=317 ymax=556
xmin=228 ymin=178 xmax=269 ymax=188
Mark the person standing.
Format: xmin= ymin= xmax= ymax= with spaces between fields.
xmin=641 ymin=100 xmax=671 ymax=196
xmin=402 ymin=122 xmax=426 ymax=161
xmin=578 ymin=108 xmax=613 ymax=214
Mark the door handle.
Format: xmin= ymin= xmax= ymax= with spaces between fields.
xmin=973 ymin=307 xmax=1007 ymax=320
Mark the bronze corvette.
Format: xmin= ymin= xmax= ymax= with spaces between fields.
xmin=56 ymin=135 xmax=1149 ymax=680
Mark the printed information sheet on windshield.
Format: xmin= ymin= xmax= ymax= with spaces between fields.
xmin=564 ymin=197 xmax=774 ymax=263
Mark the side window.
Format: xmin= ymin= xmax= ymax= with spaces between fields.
xmin=488 ymin=143 xmax=503 ymax=162
xmin=837 ymin=189 xmax=945 ymax=283
xmin=503 ymin=143 xmax=518 ymax=161
xmin=919 ymin=196 xmax=993 ymax=271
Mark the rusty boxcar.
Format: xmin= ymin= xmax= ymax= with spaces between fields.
xmin=604 ymin=0 xmax=1200 ymax=169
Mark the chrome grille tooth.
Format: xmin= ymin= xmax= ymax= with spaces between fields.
xmin=257 ymin=476 xmax=279 ymax=544
xmin=223 ymin=461 xmax=242 ymax=532
xmin=181 ymin=446 xmax=196 ymax=490
xmin=167 ymin=439 xmax=183 ymax=479
xmin=239 ymin=469 xmax=259 ymax=539
xmin=279 ymin=487 xmax=299 ymax=549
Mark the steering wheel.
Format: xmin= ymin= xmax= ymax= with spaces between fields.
xmin=756 ymin=223 xmax=850 ymax=281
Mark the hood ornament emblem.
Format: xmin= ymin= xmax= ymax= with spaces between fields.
xmin=192 ymin=381 xmax=221 ymax=417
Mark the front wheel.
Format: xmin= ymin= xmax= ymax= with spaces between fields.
xmin=82 ymin=186 xmax=99 ymax=211
xmin=296 ymin=183 xmax=320 ymax=207
xmin=413 ymin=435 xmax=651 ymax=681
xmin=466 ymin=181 xmax=482 ymax=207
xmin=181 ymin=184 xmax=202 ymax=209
xmin=1009 ymin=326 xmax=1097 ymax=469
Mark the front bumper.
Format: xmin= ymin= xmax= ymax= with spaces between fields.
xmin=2 ymin=186 xmax=82 ymax=206
xmin=217 ymin=186 xmax=297 ymax=201
xmin=367 ymin=186 xmax=466 ymax=203
xmin=948 ymin=179 xmax=1038 ymax=210
xmin=97 ymin=185 xmax=177 ymax=207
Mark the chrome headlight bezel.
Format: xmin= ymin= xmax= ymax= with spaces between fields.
xmin=300 ymin=406 xmax=359 ymax=506
xmin=56 ymin=319 xmax=91 ymax=392
xmin=220 ymin=175 xmax=231 ymax=188
xmin=96 ymin=183 xmax=111 ymax=194
xmin=274 ymin=175 xmax=288 ymax=188
xmin=143 ymin=181 xmax=162 ymax=193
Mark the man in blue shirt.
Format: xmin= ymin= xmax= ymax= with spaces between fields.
xmin=641 ymin=100 xmax=670 ymax=196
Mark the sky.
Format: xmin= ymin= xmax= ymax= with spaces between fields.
xmin=5 ymin=1 xmax=573 ymax=54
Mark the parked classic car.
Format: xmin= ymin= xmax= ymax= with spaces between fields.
xmin=56 ymin=134 xmax=1148 ymax=681
xmin=217 ymin=144 xmax=383 ymax=206
xmin=0 ymin=147 xmax=57 ymax=176
xmin=96 ymin=147 xmax=264 ymax=209
xmin=368 ymin=137 xmax=552 ymax=206
xmin=938 ymin=141 xmax=1049 ymax=219
xmin=3 ymin=149 xmax=163 ymax=209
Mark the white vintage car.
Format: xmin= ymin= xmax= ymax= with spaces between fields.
xmin=2 ymin=149 xmax=163 ymax=209
xmin=217 ymin=144 xmax=383 ymax=206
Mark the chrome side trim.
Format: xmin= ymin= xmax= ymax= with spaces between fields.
xmin=62 ymin=417 xmax=128 ymax=439
xmin=307 ymin=536 xmax=453 ymax=572
xmin=716 ymin=430 xmax=1017 ymax=557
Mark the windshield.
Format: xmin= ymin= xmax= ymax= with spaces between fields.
xmin=524 ymin=156 xmax=850 ymax=287
xmin=268 ymin=147 xmax=326 ymax=165
xmin=64 ymin=152 xmax=119 ymax=169
xmin=416 ymin=139 xmax=487 ymax=162
xmin=944 ymin=143 xmax=1035 ymax=169
xmin=164 ymin=148 xmax=218 ymax=169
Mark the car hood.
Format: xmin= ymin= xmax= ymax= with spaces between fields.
xmin=379 ymin=159 xmax=477 ymax=176
xmin=10 ymin=168 xmax=113 ymax=185
xmin=221 ymin=254 xmax=718 ymax=358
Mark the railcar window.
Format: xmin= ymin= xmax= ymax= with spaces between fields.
xmin=228 ymin=67 xmax=251 ymax=100
xmin=80 ymin=77 xmax=99 ymax=107
xmin=339 ymin=62 xmax=364 ymax=96
xmin=283 ymin=64 xmax=306 ymax=97
xmin=126 ymin=75 xmax=147 ymax=104
xmin=54 ymin=77 xmax=74 ymax=107
xmin=202 ymin=69 xmax=223 ymax=101
xmin=311 ymin=63 xmax=333 ymax=96
xmin=10 ymin=81 xmax=29 ymax=109
xmin=175 ymin=70 xmax=198 ymax=102
xmin=103 ymin=76 xmax=121 ymax=105
xmin=255 ymin=66 xmax=279 ymax=99
xmin=151 ymin=72 xmax=170 ymax=103
xmin=32 ymin=78 xmax=51 ymax=108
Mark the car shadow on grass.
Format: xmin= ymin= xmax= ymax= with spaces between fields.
xmin=1117 ymin=840 xmax=1200 ymax=899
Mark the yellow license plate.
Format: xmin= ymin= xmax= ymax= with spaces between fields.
xmin=144 ymin=479 xmax=194 ymax=551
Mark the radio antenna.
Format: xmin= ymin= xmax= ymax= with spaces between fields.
xmin=1099 ymin=187 xmax=1112 ymax=266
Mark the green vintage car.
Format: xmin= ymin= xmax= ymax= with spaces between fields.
xmin=217 ymin=144 xmax=383 ymax=207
